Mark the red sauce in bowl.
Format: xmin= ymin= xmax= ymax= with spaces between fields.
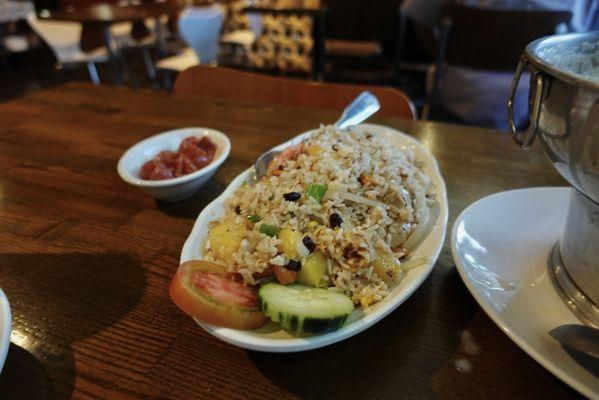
xmin=139 ymin=136 xmax=216 ymax=180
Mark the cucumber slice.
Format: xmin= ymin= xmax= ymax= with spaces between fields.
xmin=259 ymin=283 xmax=354 ymax=334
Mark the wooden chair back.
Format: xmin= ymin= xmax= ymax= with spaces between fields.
xmin=174 ymin=65 xmax=417 ymax=119
xmin=443 ymin=6 xmax=572 ymax=71
xmin=424 ymin=5 xmax=572 ymax=119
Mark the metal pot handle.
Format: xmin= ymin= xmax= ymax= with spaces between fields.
xmin=508 ymin=57 xmax=545 ymax=150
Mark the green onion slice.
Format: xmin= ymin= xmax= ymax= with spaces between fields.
xmin=259 ymin=224 xmax=280 ymax=237
xmin=306 ymin=183 xmax=327 ymax=202
xmin=247 ymin=214 xmax=261 ymax=223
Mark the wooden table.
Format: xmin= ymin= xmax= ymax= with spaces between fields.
xmin=40 ymin=2 xmax=180 ymax=84
xmin=0 ymin=83 xmax=580 ymax=400
xmin=0 ymin=0 xmax=35 ymax=24
xmin=40 ymin=2 xmax=179 ymax=25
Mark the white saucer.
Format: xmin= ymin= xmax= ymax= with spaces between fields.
xmin=0 ymin=288 xmax=11 ymax=374
xmin=451 ymin=187 xmax=599 ymax=400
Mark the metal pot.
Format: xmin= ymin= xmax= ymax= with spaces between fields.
xmin=508 ymin=32 xmax=599 ymax=327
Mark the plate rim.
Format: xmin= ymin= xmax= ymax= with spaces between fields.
xmin=181 ymin=123 xmax=448 ymax=352
xmin=0 ymin=288 xmax=11 ymax=374
xmin=451 ymin=186 xmax=599 ymax=400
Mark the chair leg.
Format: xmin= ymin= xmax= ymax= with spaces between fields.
xmin=119 ymin=52 xmax=138 ymax=88
xmin=86 ymin=61 xmax=101 ymax=85
xmin=141 ymin=47 xmax=157 ymax=81
xmin=394 ymin=9 xmax=408 ymax=85
xmin=159 ymin=70 xmax=173 ymax=92
xmin=423 ymin=17 xmax=452 ymax=120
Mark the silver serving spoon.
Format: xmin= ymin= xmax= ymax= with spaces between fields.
xmin=550 ymin=324 xmax=599 ymax=359
xmin=249 ymin=91 xmax=380 ymax=183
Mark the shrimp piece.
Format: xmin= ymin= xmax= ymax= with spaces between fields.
xmin=267 ymin=142 xmax=305 ymax=176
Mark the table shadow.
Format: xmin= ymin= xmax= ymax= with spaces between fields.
xmin=0 ymin=252 xmax=146 ymax=400
xmin=248 ymin=267 xmax=477 ymax=400
xmin=0 ymin=343 xmax=63 ymax=400
xmin=156 ymin=178 xmax=226 ymax=220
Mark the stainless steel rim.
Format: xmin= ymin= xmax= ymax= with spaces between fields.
xmin=549 ymin=242 xmax=599 ymax=328
xmin=525 ymin=32 xmax=599 ymax=91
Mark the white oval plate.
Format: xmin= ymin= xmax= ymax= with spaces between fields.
xmin=451 ymin=187 xmax=599 ymax=399
xmin=0 ymin=288 xmax=11 ymax=373
xmin=180 ymin=123 xmax=448 ymax=352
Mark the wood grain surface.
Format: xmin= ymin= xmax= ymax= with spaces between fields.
xmin=40 ymin=3 xmax=180 ymax=25
xmin=0 ymin=83 xmax=578 ymax=400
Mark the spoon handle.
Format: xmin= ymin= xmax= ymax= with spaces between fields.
xmin=334 ymin=91 xmax=381 ymax=130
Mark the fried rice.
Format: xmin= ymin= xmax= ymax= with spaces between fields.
xmin=204 ymin=125 xmax=435 ymax=307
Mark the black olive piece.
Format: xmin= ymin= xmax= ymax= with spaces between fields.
xmin=330 ymin=213 xmax=343 ymax=228
xmin=234 ymin=206 xmax=241 ymax=214
xmin=283 ymin=192 xmax=301 ymax=201
xmin=284 ymin=260 xmax=302 ymax=271
xmin=302 ymin=236 xmax=316 ymax=253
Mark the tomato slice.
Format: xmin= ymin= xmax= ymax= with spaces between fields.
xmin=169 ymin=260 xmax=268 ymax=330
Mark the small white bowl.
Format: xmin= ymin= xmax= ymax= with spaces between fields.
xmin=117 ymin=127 xmax=231 ymax=202
xmin=0 ymin=288 xmax=11 ymax=374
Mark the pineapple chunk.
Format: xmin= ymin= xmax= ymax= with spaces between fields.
xmin=208 ymin=219 xmax=247 ymax=262
xmin=297 ymin=251 xmax=327 ymax=287
xmin=279 ymin=228 xmax=301 ymax=259
xmin=306 ymin=145 xmax=322 ymax=157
